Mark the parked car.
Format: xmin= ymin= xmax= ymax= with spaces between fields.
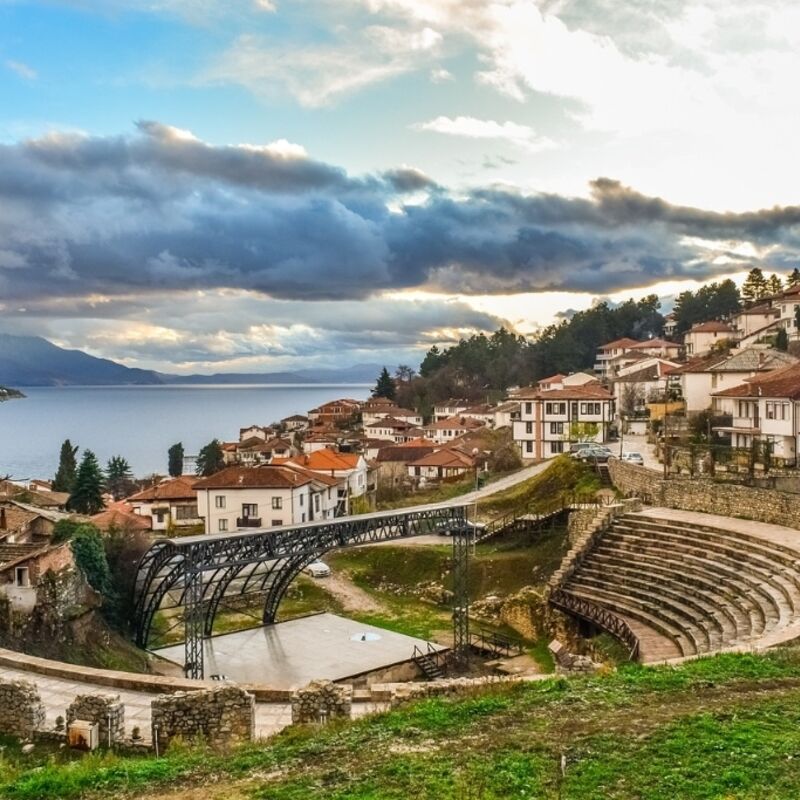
xmin=305 ymin=561 xmax=331 ymax=578
xmin=569 ymin=442 xmax=596 ymax=458
xmin=578 ymin=446 xmax=612 ymax=463
xmin=435 ymin=520 xmax=487 ymax=537
xmin=621 ymin=451 xmax=645 ymax=465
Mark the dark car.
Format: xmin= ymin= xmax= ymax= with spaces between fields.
xmin=578 ymin=446 xmax=612 ymax=463
xmin=435 ymin=520 xmax=487 ymax=537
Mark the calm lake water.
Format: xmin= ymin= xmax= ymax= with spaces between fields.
xmin=0 ymin=385 xmax=371 ymax=480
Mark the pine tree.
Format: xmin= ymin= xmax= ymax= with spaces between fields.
xmin=196 ymin=439 xmax=225 ymax=477
xmin=53 ymin=439 xmax=78 ymax=493
xmin=168 ymin=442 xmax=184 ymax=477
xmin=788 ymin=268 xmax=800 ymax=288
xmin=373 ymin=367 xmax=396 ymax=400
xmin=741 ymin=268 xmax=769 ymax=305
xmin=768 ymin=273 xmax=784 ymax=296
xmin=68 ymin=450 xmax=106 ymax=515
xmin=106 ymin=455 xmax=133 ymax=501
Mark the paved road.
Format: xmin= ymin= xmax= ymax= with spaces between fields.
xmin=618 ymin=433 xmax=662 ymax=471
xmin=457 ymin=460 xmax=552 ymax=506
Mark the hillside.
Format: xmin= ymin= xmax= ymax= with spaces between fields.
xmin=0 ymin=333 xmax=381 ymax=387
xmin=5 ymin=648 xmax=800 ymax=798
xmin=0 ymin=385 xmax=24 ymax=400
xmin=0 ymin=334 xmax=163 ymax=387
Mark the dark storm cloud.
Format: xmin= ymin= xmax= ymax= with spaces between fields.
xmin=3 ymin=123 xmax=800 ymax=307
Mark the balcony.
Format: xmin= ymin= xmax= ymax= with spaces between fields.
xmin=236 ymin=517 xmax=262 ymax=528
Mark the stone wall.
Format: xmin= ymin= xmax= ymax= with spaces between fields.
xmin=151 ymin=686 xmax=255 ymax=750
xmin=387 ymin=674 xmax=526 ymax=707
xmin=67 ymin=693 xmax=125 ymax=746
xmin=291 ymin=680 xmax=352 ymax=724
xmin=0 ymin=678 xmax=45 ymax=738
xmin=608 ymin=457 xmax=800 ymax=531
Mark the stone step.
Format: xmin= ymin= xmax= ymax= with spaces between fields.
xmin=586 ymin=550 xmax=765 ymax=638
xmin=565 ymin=586 xmax=696 ymax=657
xmin=613 ymin=520 xmax=800 ymax=588
xmin=575 ymin=564 xmax=741 ymax=642
xmin=568 ymin=574 xmax=718 ymax=651
xmin=600 ymin=531 xmax=799 ymax=616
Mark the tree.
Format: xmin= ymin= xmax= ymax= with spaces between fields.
xmin=168 ymin=442 xmax=184 ymax=477
xmin=620 ymin=382 xmax=646 ymax=416
xmin=53 ymin=439 xmax=78 ymax=493
xmin=741 ymin=268 xmax=769 ymax=305
xmin=394 ymin=365 xmax=416 ymax=382
xmin=373 ymin=367 xmax=396 ymax=400
xmin=106 ymin=455 xmax=134 ymax=501
xmin=788 ymin=268 xmax=800 ymax=288
xmin=196 ymin=439 xmax=225 ymax=476
xmin=672 ymin=279 xmax=740 ymax=335
xmin=68 ymin=450 xmax=105 ymax=515
xmin=768 ymin=273 xmax=784 ymax=296
xmin=776 ymin=327 xmax=789 ymax=351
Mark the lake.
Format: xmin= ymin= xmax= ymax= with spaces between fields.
xmin=0 ymin=385 xmax=371 ymax=480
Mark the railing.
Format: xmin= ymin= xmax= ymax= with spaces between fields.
xmin=549 ymin=588 xmax=640 ymax=661
xmin=469 ymin=628 xmax=524 ymax=658
xmin=236 ymin=517 xmax=262 ymax=528
xmin=412 ymin=643 xmax=447 ymax=676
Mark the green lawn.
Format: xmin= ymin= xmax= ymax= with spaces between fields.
xmin=7 ymin=649 xmax=800 ymax=799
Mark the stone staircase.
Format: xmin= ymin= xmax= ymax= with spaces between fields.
xmin=563 ymin=511 xmax=800 ymax=661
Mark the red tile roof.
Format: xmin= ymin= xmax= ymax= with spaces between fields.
xmin=687 ymin=320 xmax=734 ymax=333
xmin=425 ymin=415 xmax=486 ymax=430
xmin=627 ymin=338 xmax=680 ymax=349
xmin=712 ymin=362 xmax=800 ymax=400
xmin=91 ymin=506 xmax=151 ymax=531
xmin=193 ymin=465 xmax=314 ymax=490
xmin=409 ymin=448 xmax=476 ymax=468
xmin=128 ymin=476 xmax=198 ymax=502
xmin=515 ymin=385 xmax=613 ymax=400
xmin=286 ymin=449 xmax=362 ymax=472
xmin=599 ymin=337 xmax=641 ymax=350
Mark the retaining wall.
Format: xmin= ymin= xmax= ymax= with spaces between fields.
xmin=67 ymin=693 xmax=125 ymax=746
xmin=0 ymin=679 xmax=45 ymax=738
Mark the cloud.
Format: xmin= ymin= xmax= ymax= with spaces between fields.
xmin=3 ymin=122 xmax=800 ymax=315
xmin=412 ymin=115 xmax=555 ymax=152
xmin=5 ymin=60 xmax=37 ymax=80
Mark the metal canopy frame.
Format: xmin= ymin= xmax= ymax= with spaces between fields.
xmin=133 ymin=503 xmax=470 ymax=678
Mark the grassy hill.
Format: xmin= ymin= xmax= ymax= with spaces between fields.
xmin=5 ymin=648 xmax=800 ymax=798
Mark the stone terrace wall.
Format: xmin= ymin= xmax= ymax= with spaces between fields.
xmin=291 ymin=680 xmax=352 ymax=723
xmin=608 ymin=457 xmax=800 ymax=531
xmin=67 ymin=693 xmax=125 ymax=746
xmin=151 ymin=686 xmax=255 ymax=750
xmin=0 ymin=679 xmax=45 ymax=738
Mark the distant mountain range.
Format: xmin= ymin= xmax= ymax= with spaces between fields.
xmin=0 ymin=334 xmax=383 ymax=387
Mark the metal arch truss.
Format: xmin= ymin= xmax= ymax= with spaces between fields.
xmin=133 ymin=504 xmax=470 ymax=679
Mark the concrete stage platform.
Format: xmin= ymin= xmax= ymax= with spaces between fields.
xmin=154 ymin=613 xmax=444 ymax=688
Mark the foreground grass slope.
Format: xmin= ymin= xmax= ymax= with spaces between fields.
xmin=7 ymin=648 xmax=800 ymax=799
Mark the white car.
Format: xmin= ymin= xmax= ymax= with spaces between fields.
xmin=621 ymin=452 xmax=644 ymax=465
xmin=305 ymin=561 xmax=331 ymax=578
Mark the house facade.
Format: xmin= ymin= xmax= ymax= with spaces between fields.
xmin=407 ymin=448 xmax=478 ymax=481
xmin=594 ymin=338 xmax=641 ymax=379
xmin=433 ymin=399 xmax=471 ymax=422
xmin=423 ymin=415 xmax=486 ymax=445
xmin=280 ymin=449 xmax=370 ymax=514
xmin=194 ymin=465 xmax=340 ymax=533
xmin=127 ymin=475 xmax=202 ymax=532
xmin=683 ymin=321 xmax=735 ymax=356
xmin=307 ymin=399 xmax=360 ymax=425
xmin=513 ymin=386 xmax=615 ymax=460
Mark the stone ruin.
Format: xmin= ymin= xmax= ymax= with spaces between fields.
xmin=548 ymin=639 xmax=599 ymax=675
xmin=67 ymin=692 xmax=125 ymax=746
xmin=151 ymin=685 xmax=255 ymax=750
xmin=291 ymin=680 xmax=352 ymax=724
xmin=0 ymin=678 xmax=45 ymax=739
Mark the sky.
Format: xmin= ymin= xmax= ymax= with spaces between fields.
xmin=2 ymin=0 xmax=800 ymax=374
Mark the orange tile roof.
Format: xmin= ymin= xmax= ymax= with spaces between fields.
xmin=90 ymin=507 xmax=151 ymax=531
xmin=515 ymin=385 xmax=613 ymax=400
xmin=409 ymin=448 xmax=476 ymax=468
xmin=128 ymin=476 xmax=197 ymax=502
xmin=688 ymin=320 xmax=734 ymax=333
xmin=194 ymin=465 xmax=315 ymax=490
xmin=627 ymin=338 xmax=679 ymax=349
xmin=599 ymin=337 xmax=641 ymax=350
xmin=287 ymin=448 xmax=361 ymax=471
xmin=712 ymin=362 xmax=800 ymax=400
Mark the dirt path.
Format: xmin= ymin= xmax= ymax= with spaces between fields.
xmin=321 ymin=572 xmax=385 ymax=613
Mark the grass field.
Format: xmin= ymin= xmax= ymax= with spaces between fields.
xmin=6 ymin=648 xmax=800 ymax=798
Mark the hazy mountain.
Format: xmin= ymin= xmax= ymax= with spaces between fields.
xmin=0 ymin=334 xmax=163 ymax=386
xmin=0 ymin=334 xmax=382 ymax=386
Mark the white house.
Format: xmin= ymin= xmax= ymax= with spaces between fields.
xmin=423 ymin=415 xmax=486 ymax=445
xmin=279 ymin=449 xmax=370 ymax=514
xmin=513 ymin=385 xmax=615 ymax=460
xmin=194 ymin=465 xmax=340 ymax=534
xmin=362 ymin=405 xmax=424 ymax=428
xmin=239 ymin=425 xmax=274 ymax=442
xmin=364 ymin=417 xmax=419 ymax=442
xmin=281 ymin=415 xmax=309 ymax=432
xmin=612 ymin=359 xmax=679 ymax=415
xmin=731 ymin=304 xmax=781 ymax=339
xmin=127 ymin=476 xmax=202 ymax=532
xmin=712 ymin=363 xmax=800 ymax=464
xmin=594 ymin=338 xmax=642 ymax=379
xmin=625 ymin=338 xmax=682 ymax=361
xmin=461 ymin=404 xmax=496 ymax=426
xmin=683 ymin=321 xmax=735 ymax=356
xmin=407 ymin=448 xmax=479 ymax=481
xmin=433 ymin=399 xmax=471 ymax=422
xmin=493 ymin=401 xmax=520 ymax=429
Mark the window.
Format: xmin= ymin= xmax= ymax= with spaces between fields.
xmin=525 ymin=402 xmax=532 ymax=415
xmin=301 ymin=513 xmax=306 ymax=523
xmin=550 ymin=422 xmax=564 ymax=435
xmin=272 ymin=497 xmax=283 ymax=510
xmin=272 ymin=519 xmax=283 ymax=527
xmin=218 ymin=519 xmax=228 ymax=532
xmin=15 ymin=567 xmax=29 ymax=587
xmin=214 ymin=495 xmax=226 ymax=509
xmin=314 ymin=494 xmax=320 ymax=512
xmin=550 ymin=441 xmax=564 ymax=454
xmin=580 ymin=402 xmax=601 ymax=415
xmin=526 ymin=441 xmax=533 ymax=453
xmin=299 ymin=494 xmax=304 ymax=507
xmin=545 ymin=402 xmax=553 ymax=415
xmin=241 ymin=503 xmax=258 ymax=518
xmin=175 ymin=504 xmax=198 ymax=520
xmin=525 ymin=421 xmax=533 ymax=434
